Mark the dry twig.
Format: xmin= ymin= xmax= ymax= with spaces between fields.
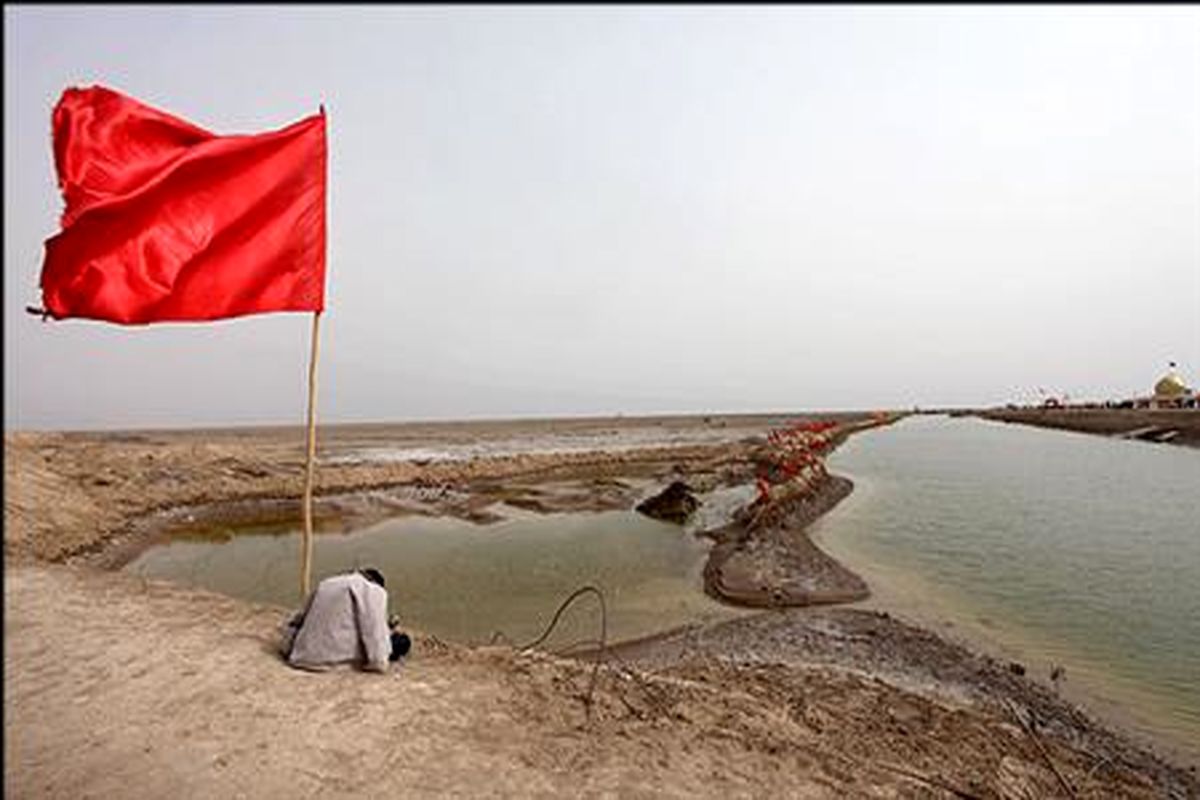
xmin=1005 ymin=699 xmax=1077 ymax=799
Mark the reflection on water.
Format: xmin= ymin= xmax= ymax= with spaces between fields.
xmin=812 ymin=414 xmax=1200 ymax=759
xmin=125 ymin=509 xmax=745 ymax=649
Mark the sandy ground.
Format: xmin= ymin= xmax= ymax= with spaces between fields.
xmin=6 ymin=562 xmax=856 ymax=799
xmin=5 ymin=415 xmax=1198 ymax=798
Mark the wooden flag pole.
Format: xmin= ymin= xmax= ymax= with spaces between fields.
xmin=300 ymin=310 xmax=322 ymax=599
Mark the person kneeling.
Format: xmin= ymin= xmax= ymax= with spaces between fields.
xmin=281 ymin=567 xmax=411 ymax=672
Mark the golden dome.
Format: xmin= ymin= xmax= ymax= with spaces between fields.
xmin=1154 ymin=371 xmax=1188 ymax=397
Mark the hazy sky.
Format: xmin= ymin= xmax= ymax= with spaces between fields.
xmin=5 ymin=5 xmax=1198 ymax=430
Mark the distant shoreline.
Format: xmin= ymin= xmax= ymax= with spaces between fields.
xmin=5 ymin=409 xmax=904 ymax=437
xmin=974 ymin=407 xmax=1200 ymax=448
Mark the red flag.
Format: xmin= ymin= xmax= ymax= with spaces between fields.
xmin=39 ymin=85 xmax=326 ymax=324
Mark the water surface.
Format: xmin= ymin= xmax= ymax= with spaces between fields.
xmin=811 ymin=414 xmax=1200 ymax=760
xmin=126 ymin=508 xmax=745 ymax=649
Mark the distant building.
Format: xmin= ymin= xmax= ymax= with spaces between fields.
xmin=1135 ymin=363 xmax=1196 ymax=409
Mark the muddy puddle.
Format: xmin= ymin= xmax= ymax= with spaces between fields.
xmin=123 ymin=504 xmax=751 ymax=649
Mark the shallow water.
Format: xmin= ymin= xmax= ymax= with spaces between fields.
xmin=124 ymin=508 xmax=746 ymax=649
xmin=811 ymin=414 xmax=1200 ymax=760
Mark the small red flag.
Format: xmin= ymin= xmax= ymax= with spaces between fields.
xmin=39 ymin=85 xmax=326 ymax=324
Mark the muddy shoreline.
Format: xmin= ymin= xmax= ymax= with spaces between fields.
xmin=6 ymin=414 xmax=1198 ymax=796
xmin=701 ymin=475 xmax=865 ymax=607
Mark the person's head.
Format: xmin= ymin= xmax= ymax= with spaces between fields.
xmin=390 ymin=632 xmax=412 ymax=662
xmin=359 ymin=567 xmax=386 ymax=589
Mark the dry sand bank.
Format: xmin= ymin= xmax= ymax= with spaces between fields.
xmin=5 ymin=415 xmax=1198 ymax=797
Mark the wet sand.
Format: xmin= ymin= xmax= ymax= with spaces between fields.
xmin=5 ymin=414 xmax=1197 ymax=797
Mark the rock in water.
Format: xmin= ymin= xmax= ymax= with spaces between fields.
xmin=636 ymin=481 xmax=700 ymax=524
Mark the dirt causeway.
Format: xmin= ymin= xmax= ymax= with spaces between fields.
xmin=976 ymin=408 xmax=1200 ymax=448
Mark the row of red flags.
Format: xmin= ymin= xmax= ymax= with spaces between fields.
xmin=37 ymin=85 xmax=326 ymax=325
